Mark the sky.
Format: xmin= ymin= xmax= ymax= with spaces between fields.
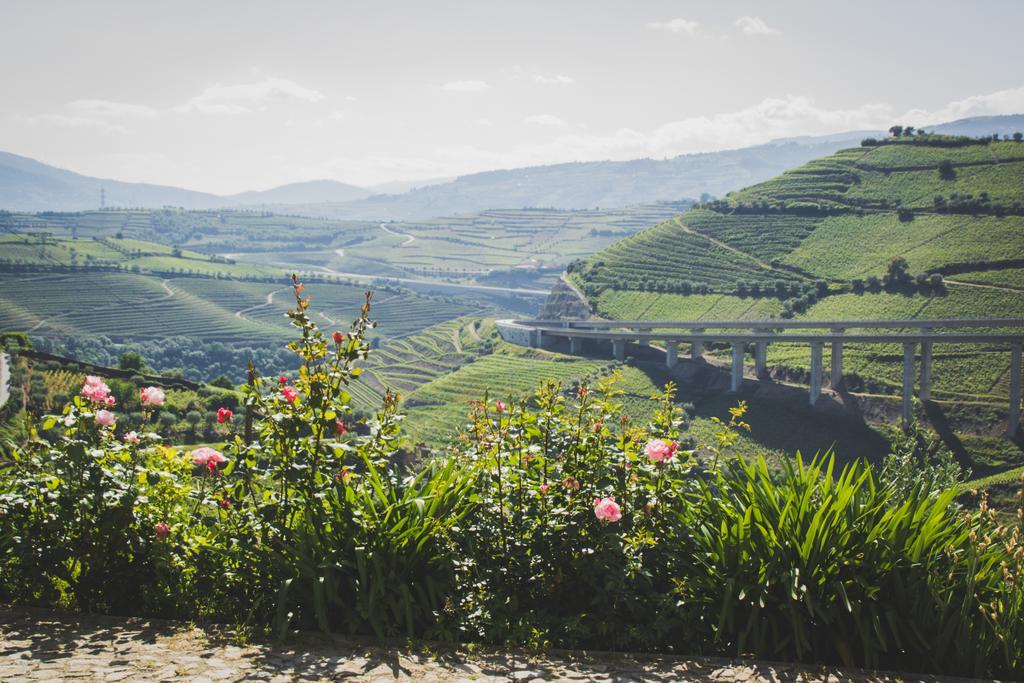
xmin=2 ymin=0 xmax=1024 ymax=194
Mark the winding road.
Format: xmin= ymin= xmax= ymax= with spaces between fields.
xmin=235 ymin=287 xmax=289 ymax=320
xmin=379 ymin=223 xmax=416 ymax=246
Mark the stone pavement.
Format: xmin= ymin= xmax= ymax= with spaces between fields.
xmin=0 ymin=606 xmax=979 ymax=682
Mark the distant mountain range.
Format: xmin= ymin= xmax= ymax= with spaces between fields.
xmin=2 ymin=114 xmax=1022 ymax=217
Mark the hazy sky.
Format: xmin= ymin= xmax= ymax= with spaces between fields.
xmin=3 ymin=0 xmax=1023 ymax=194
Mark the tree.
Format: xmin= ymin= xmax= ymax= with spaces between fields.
xmin=937 ymin=160 xmax=956 ymax=180
xmin=889 ymin=125 xmax=904 ymax=138
xmin=1013 ymin=132 xmax=1023 ymax=142
xmin=903 ymin=126 xmax=916 ymax=136
xmin=885 ymin=256 xmax=910 ymax=285
xmin=118 ymin=351 xmax=149 ymax=374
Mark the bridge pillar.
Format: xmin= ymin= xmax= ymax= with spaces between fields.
xmin=754 ymin=341 xmax=768 ymax=378
xmin=730 ymin=342 xmax=744 ymax=393
xmin=1009 ymin=342 xmax=1021 ymax=437
xmin=637 ymin=328 xmax=650 ymax=347
xmin=612 ymin=339 xmax=625 ymax=362
xmin=691 ymin=329 xmax=705 ymax=360
xmin=809 ymin=342 xmax=823 ymax=406
xmin=830 ymin=328 xmax=844 ymax=389
xmin=919 ymin=340 xmax=933 ymax=401
xmin=665 ymin=342 xmax=678 ymax=369
xmin=902 ymin=342 xmax=916 ymax=425
xmin=569 ymin=337 xmax=582 ymax=355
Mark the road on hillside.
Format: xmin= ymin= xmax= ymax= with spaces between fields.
xmin=0 ymin=352 xmax=10 ymax=409
xmin=379 ymin=223 xmax=416 ymax=246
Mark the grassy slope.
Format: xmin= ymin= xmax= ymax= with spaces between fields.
xmin=574 ymin=137 xmax=1024 ymax=491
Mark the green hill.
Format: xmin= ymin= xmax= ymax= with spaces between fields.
xmin=570 ymin=134 xmax=1024 ymax=491
xmin=574 ymin=138 xmax=1024 ymax=299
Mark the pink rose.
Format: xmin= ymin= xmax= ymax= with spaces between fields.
xmin=140 ymin=386 xmax=166 ymax=406
xmin=95 ymin=409 xmax=116 ymax=427
xmin=123 ymin=431 xmax=140 ymax=444
xmin=495 ymin=400 xmax=506 ymax=413
xmin=282 ymin=386 xmax=298 ymax=403
xmin=332 ymin=331 xmax=345 ymax=344
xmin=80 ymin=376 xmax=111 ymax=403
xmin=216 ymin=407 xmax=233 ymax=423
xmin=154 ymin=522 xmax=170 ymax=542
xmin=279 ymin=375 xmax=289 ymax=385
xmin=593 ymin=496 xmax=622 ymax=522
xmin=539 ymin=483 xmax=550 ymax=494
xmin=191 ymin=447 xmax=227 ymax=472
xmin=644 ymin=439 xmax=678 ymax=463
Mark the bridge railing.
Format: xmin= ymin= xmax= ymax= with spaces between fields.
xmin=495 ymin=318 xmax=1024 ymax=436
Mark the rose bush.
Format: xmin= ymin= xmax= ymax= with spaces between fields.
xmin=0 ymin=278 xmax=1020 ymax=678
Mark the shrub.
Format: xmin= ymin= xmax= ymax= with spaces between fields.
xmin=1 ymin=280 xmax=1021 ymax=677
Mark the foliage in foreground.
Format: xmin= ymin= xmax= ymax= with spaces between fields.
xmin=0 ymin=279 xmax=1021 ymax=678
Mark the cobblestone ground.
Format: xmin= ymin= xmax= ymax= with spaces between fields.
xmin=0 ymin=607 xmax=978 ymax=682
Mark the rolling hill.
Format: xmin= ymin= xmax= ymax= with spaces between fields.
xmin=567 ymin=131 xmax=1024 ymax=495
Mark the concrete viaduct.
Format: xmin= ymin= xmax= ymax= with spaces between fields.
xmin=496 ymin=318 xmax=1024 ymax=436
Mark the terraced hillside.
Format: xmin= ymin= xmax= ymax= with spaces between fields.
xmin=0 ymin=271 xmax=486 ymax=346
xmin=569 ymin=134 xmax=1024 ymax=491
xmin=0 ymin=202 xmax=690 ymax=290
xmin=574 ymin=138 xmax=1024 ymax=302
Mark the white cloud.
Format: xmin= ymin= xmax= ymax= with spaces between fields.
xmin=441 ymin=80 xmax=491 ymax=93
xmin=476 ymin=118 xmax=494 ymax=126
xmin=417 ymin=87 xmax=1024 ymax=178
xmin=176 ymin=77 xmax=325 ymax=114
xmin=67 ymin=99 xmax=158 ymax=118
xmin=328 ymin=109 xmax=347 ymax=122
xmin=903 ymin=86 xmax=1024 ymax=126
xmin=647 ymin=18 xmax=698 ymax=35
xmin=533 ymin=74 xmax=575 ymax=85
xmin=734 ymin=16 xmax=779 ymax=36
xmin=15 ymin=113 xmax=130 ymax=135
xmin=524 ymin=114 xmax=568 ymax=127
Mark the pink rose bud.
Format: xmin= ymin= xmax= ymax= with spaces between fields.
xmin=495 ymin=400 xmax=506 ymax=412
xmin=332 ymin=331 xmax=345 ymax=344
xmin=216 ymin=407 xmax=233 ymax=424
xmin=282 ymin=386 xmax=298 ymax=404
xmin=140 ymin=386 xmax=166 ymax=406
xmin=644 ymin=439 xmax=676 ymax=463
xmin=80 ymin=375 xmax=112 ymax=403
xmin=191 ymin=447 xmax=227 ymax=472
xmin=593 ymin=496 xmax=622 ymax=522
xmin=154 ymin=522 xmax=170 ymax=542
xmin=95 ymin=409 xmax=116 ymax=427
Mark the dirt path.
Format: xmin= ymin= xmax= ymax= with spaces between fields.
xmin=160 ymin=279 xmax=174 ymax=298
xmin=235 ymin=287 xmax=289 ymax=321
xmin=946 ymin=278 xmax=1024 ymax=293
xmin=678 ymin=217 xmax=781 ymax=275
xmin=0 ymin=606 xmax=958 ymax=683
